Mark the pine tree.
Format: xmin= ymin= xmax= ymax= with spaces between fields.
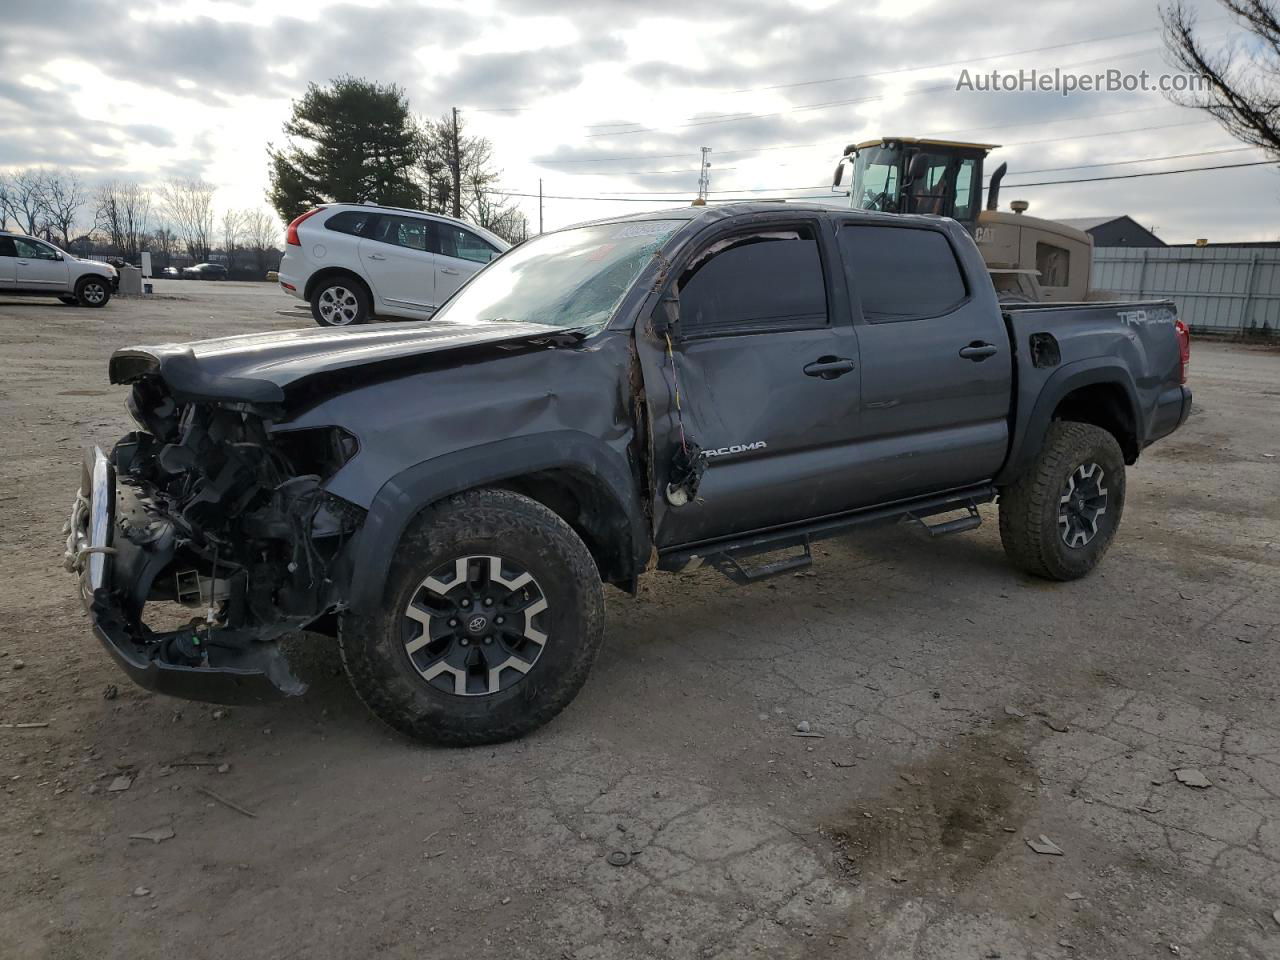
xmin=267 ymin=76 xmax=425 ymax=222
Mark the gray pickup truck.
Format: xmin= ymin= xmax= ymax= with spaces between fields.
xmin=65 ymin=203 xmax=1192 ymax=744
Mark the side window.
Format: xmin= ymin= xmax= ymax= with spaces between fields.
xmin=438 ymin=225 xmax=498 ymax=264
xmin=840 ymin=225 xmax=967 ymax=322
xmin=1035 ymin=241 xmax=1070 ymax=288
xmin=678 ymin=225 xmax=828 ymax=336
xmin=0 ymin=237 xmax=16 ymax=257
xmin=368 ymin=215 xmax=430 ymax=252
xmin=15 ymin=238 xmax=59 ymax=260
xmin=324 ymin=210 xmax=374 ymax=237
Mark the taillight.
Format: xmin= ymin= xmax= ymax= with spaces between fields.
xmin=1175 ymin=318 xmax=1191 ymax=384
xmin=285 ymin=208 xmax=322 ymax=246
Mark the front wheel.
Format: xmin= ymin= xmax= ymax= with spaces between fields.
xmin=339 ymin=489 xmax=605 ymax=745
xmin=998 ymin=421 xmax=1126 ymax=581
xmin=310 ymin=278 xmax=369 ymax=327
xmin=75 ymin=277 xmax=111 ymax=308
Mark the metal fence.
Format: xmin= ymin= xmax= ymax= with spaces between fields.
xmin=1091 ymin=246 xmax=1280 ymax=333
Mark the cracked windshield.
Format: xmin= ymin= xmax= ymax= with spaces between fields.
xmin=433 ymin=219 xmax=680 ymax=330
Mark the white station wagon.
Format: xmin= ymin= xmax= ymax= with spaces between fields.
xmin=277 ymin=203 xmax=510 ymax=326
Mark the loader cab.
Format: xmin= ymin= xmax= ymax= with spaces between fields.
xmin=834 ymin=138 xmax=993 ymax=231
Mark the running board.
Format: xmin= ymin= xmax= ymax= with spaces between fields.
xmin=903 ymin=505 xmax=982 ymax=538
xmin=708 ymin=539 xmax=813 ymax=585
xmin=659 ymin=483 xmax=997 ymax=582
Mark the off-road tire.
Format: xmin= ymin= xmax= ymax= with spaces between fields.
xmin=310 ymin=276 xmax=370 ymax=327
xmin=999 ymin=421 xmax=1126 ymax=581
xmin=339 ymin=488 xmax=605 ymax=746
xmin=74 ymin=276 xmax=111 ymax=308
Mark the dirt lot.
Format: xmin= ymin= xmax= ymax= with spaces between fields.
xmin=1 ymin=281 xmax=1278 ymax=960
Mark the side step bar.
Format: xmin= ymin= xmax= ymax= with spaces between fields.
xmin=708 ymin=539 xmax=812 ymax=585
xmin=660 ymin=484 xmax=996 ymax=584
xmin=903 ymin=504 xmax=982 ymax=538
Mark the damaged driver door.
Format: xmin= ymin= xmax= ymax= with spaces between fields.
xmin=639 ymin=216 xmax=864 ymax=549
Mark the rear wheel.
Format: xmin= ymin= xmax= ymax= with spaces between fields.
xmin=310 ymin=277 xmax=369 ymax=327
xmin=58 ymin=295 xmax=77 ymax=305
xmin=75 ymin=276 xmax=111 ymax=307
xmin=339 ymin=489 xmax=605 ymax=745
xmin=999 ymin=421 xmax=1126 ymax=580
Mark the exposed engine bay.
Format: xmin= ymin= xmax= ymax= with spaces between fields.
xmin=77 ymin=374 xmax=365 ymax=699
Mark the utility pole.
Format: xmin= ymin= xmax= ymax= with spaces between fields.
xmin=450 ymin=107 xmax=462 ymax=219
xmin=538 ymin=178 xmax=543 ymax=235
xmin=696 ymin=147 xmax=712 ymax=203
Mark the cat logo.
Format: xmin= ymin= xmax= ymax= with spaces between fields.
xmin=704 ymin=441 xmax=768 ymax=459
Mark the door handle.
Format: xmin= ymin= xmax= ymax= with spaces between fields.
xmin=441 ymin=268 xmax=460 ymax=275
xmin=958 ymin=342 xmax=998 ymax=361
xmin=803 ymin=356 xmax=856 ymax=379
xmin=16 ymin=260 xmax=29 ymax=265
xmin=367 ymin=254 xmax=387 ymax=261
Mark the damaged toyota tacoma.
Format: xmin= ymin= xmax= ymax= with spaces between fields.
xmin=65 ymin=203 xmax=1192 ymax=745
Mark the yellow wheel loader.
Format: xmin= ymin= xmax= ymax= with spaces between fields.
xmin=832 ymin=138 xmax=1093 ymax=302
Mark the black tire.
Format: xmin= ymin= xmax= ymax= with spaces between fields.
xmin=339 ymin=488 xmax=605 ymax=745
xmin=58 ymin=295 xmax=77 ymax=305
xmin=999 ymin=421 xmax=1126 ymax=581
xmin=309 ymin=276 xmax=370 ymax=327
xmin=74 ymin=276 xmax=111 ymax=308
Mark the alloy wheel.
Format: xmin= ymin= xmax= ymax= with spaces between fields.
xmin=401 ymin=555 xmax=549 ymax=696
xmin=83 ymin=282 xmax=106 ymax=305
xmin=317 ymin=285 xmax=359 ymax=325
xmin=1058 ymin=462 xmax=1108 ymax=548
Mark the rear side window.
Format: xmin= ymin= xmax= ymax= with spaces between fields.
xmin=840 ymin=225 xmax=967 ymax=321
xmin=325 ymin=210 xmax=374 ymax=237
xmin=368 ymin=215 xmax=431 ymax=251
xmin=678 ymin=226 xmax=827 ymax=336
xmin=438 ymin=224 xmax=498 ymax=264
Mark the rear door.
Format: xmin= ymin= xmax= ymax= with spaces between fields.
xmin=643 ymin=215 xmax=866 ymax=548
xmin=433 ymin=222 xmax=501 ymax=302
xmin=357 ymin=214 xmax=437 ymax=314
xmin=836 ymin=220 xmax=1012 ymax=504
xmin=14 ymin=238 xmax=70 ymax=290
xmin=0 ymin=237 xmax=16 ymax=288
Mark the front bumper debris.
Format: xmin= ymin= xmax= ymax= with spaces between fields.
xmin=65 ymin=447 xmax=306 ymax=704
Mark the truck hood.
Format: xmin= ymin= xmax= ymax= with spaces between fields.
xmin=109 ymin=320 xmax=582 ymax=407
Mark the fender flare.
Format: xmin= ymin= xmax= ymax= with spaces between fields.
xmin=996 ymin=358 xmax=1143 ymax=486
xmin=344 ymin=431 xmax=649 ymax=614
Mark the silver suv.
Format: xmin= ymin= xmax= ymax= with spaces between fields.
xmin=0 ymin=232 xmax=118 ymax=307
xmin=277 ymin=203 xmax=510 ymax=326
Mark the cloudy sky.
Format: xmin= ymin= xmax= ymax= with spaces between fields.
xmin=3 ymin=0 xmax=1276 ymax=242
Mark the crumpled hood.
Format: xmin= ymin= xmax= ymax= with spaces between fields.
xmin=109 ymin=320 xmax=579 ymax=407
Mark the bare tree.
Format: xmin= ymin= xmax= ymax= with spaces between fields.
xmin=1162 ymin=1 xmax=1280 ymax=159
xmin=219 ymin=209 xmax=245 ymax=271
xmin=150 ymin=224 xmax=177 ymax=270
xmin=1 ymin=170 xmax=47 ymax=235
xmin=242 ymin=208 xmax=281 ymax=275
xmin=95 ymin=181 xmax=151 ymax=261
xmin=160 ymin=178 xmax=215 ymax=262
xmin=38 ymin=171 xmax=87 ymax=247
xmin=468 ymin=184 xmax=528 ymax=244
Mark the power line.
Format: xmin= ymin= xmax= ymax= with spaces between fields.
xmin=1000 ymin=159 xmax=1274 ymax=188
xmin=583 ymin=43 xmax=1172 ymax=138
xmin=490 ymin=156 xmax=1276 ymax=205
xmin=986 ymin=145 xmax=1260 ymax=178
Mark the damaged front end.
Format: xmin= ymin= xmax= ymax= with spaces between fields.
xmin=65 ymin=361 xmax=364 ymax=703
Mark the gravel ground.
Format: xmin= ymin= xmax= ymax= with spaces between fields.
xmin=2 ymin=282 xmax=1278 ymax=960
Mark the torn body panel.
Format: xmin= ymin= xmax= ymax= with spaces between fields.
xmin=75 ymin=321 xmax=650 ymax=701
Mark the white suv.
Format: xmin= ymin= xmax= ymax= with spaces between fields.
xmin=277 ymin=203 xmax=510 ymax=326
xmin=0 ymin=231 xmax=118 ymax=307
